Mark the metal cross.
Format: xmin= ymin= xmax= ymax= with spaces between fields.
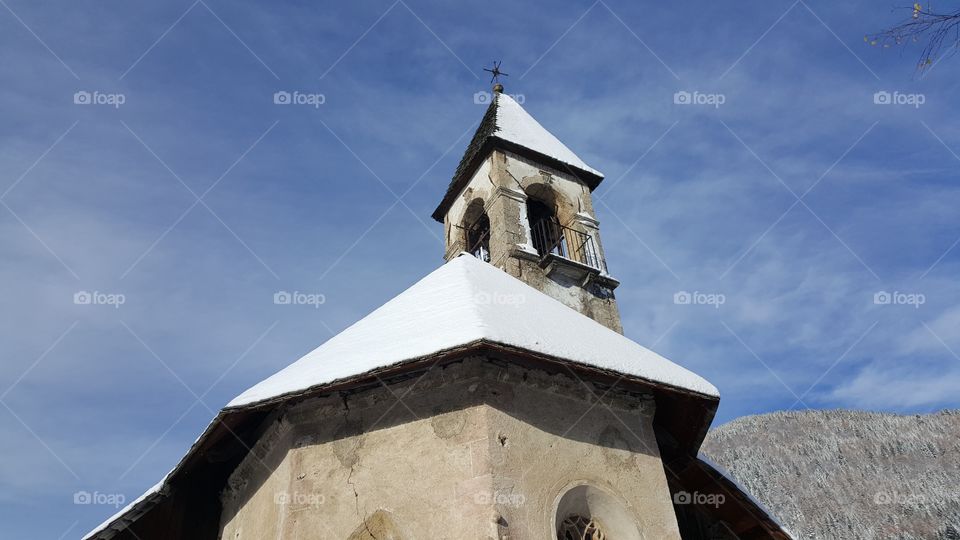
xmin=483 ymin=61 xmax=509 ymax=84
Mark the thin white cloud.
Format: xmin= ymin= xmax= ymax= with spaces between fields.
xmin=825 ymin=363 xmax=960 ymax=409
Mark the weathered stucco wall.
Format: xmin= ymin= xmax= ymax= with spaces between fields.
xmin=219 ymin=357 xmax=681 ymax=539
xmin=442 ymin=150 xmax=622 ymax=333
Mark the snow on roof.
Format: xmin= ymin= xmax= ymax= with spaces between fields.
xmin=84 ymin=418 xmax=217 ymax=539
xmin=86 ymin=256 xmax=718 ymax=539
xmin=229 ymin=255 xmax=717 ymax=408
xmin=82 ymin=479 xmax=167 ymax=540
xmin=432 ymin=91 xmax=603 ymax=222
xmin=494 ymin=93 xmax=602 ymax=178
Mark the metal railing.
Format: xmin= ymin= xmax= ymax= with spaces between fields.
xmin=531 ymin=219 xmax=606 ymax=273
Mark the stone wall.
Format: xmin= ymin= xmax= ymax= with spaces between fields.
xmin=442 ymin=150 xmax=622 ymax=333
xmin=219 ymin=357 xmax=681 ymax=539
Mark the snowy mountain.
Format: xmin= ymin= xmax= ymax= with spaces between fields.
xmin=701 ymin=410 xmax=960 ymax=540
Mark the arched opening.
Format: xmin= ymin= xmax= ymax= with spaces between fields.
xmin=462 ymin=198 xmax=491 ymax=262
xmin=554 ymin=484 xmax=642 ymax=540
xmin=527 ymin=197 xmax=560 ymax=257
xmin=466 ymin=212 xmax=491 ymax=262
xmin=524 ymin=185 xmax=605 ymax=272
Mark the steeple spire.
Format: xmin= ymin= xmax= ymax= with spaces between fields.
xmin=434 ymin=82 xmax=622 ymax=332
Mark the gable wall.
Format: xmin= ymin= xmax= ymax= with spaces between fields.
xmin=219 ymin=357 xmax=680 ymax=539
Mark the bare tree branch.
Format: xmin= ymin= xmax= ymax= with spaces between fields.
xmin=868 ymin=2 xmax=960 ymax=72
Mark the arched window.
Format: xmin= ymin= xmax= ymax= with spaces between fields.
xmin=527 ymin=198 xmax=560 ymax=257
xmin=461 ymin=199 xmax=491 ymax=263
xmin=558 ymin=515 xmax=606 ymax=540
xmin=554 ymin=484 xmax=641 ymax=540
xmin=466 ymin=212 xmax=491 ymax=262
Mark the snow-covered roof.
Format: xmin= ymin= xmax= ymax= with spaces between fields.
xmin=494 ymin=93 xmax=602 ymax=177
xmin=82 ymin=479 xmax=167 ymax=540
xmin=86 ymin=256 xmax=718 ymax=539
xmin=230 ymin=255 xmax=717 ymax=408
xmin=432 ymin=91 xmax=604 ymax=222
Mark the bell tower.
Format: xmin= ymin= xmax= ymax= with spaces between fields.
xmin=432 ymin=85 xmax=622 ymax=332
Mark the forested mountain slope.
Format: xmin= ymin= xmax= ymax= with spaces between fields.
xmin=701 ymin=410 xmax=960 ymax=539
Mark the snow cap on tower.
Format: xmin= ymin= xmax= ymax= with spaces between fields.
xmin=432 ymin=83 xmax=604 ymax=222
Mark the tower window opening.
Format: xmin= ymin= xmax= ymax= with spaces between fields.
xmin=528 ymin=199 xmax=605 ymax=272
xmin=466 ymin=213 xmax=491 ymax=262
xmin=558 ymin=515 xmax=606 ymax=540
xmin=527 ymin=198 xmax=560 ymax=257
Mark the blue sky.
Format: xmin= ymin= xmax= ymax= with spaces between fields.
xmin=1 ymin=0 xmax=959 ymax=537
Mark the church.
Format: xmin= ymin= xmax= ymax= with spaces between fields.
xmin=84 ymin=85 xmax=793 ymax=539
